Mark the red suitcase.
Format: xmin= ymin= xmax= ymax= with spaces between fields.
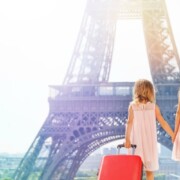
xmin=97 ymin=144 xmax=143 ymax=180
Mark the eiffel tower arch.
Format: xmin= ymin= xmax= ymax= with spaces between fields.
xmin=14 ymin=0 xmax=180 ymax=180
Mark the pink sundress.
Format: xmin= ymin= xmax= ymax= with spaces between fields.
xmin=130 ymin=102 xmax=159 ymax=171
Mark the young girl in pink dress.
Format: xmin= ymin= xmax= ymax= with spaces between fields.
xmin=124 ymin=79 xmax=174 ymax=180
xmin=172 ymin=89 xmax=180 ymax=161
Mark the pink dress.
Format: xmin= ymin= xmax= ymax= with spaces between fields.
xmin=172 ymin=125 xmax=180 ymax=160
xmin=130 ymin=102 xmax=159 ymax=171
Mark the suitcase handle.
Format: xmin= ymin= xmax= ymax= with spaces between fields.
xmin=117 ymin=143 xmax=137 ymax=155
xmin=117 ymin=144 xmax=136 ymax=149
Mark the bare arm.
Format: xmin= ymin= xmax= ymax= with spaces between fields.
xmin=155 ymin=104 xmax=174 ymax=140
xmin=174 ymin=104 xmax=180 ymax=139
xmin=124 ymin=104 xmax=134 ymax=148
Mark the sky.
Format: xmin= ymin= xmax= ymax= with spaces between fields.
xmin=0 ymin=0 xmax=180 ymax=154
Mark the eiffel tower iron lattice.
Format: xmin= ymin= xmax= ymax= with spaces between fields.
xmin=14 ymin=0 xmax=180 ymax=179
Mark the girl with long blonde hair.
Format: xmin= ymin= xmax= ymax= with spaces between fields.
xmin=124 ymin=79 xmax=174 ymax=180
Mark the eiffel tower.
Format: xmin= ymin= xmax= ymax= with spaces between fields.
xmin=14 ymin=0 xmax=180 ymax=179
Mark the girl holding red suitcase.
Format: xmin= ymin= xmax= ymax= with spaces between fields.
xmin=172 ymin=88 xmax=180 ymax=161
xmin=124 ymin=79 xmax=174 ymax=180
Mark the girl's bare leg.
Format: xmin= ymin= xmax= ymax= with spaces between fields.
xmin=145 ymin=171 xmax=154 ymax=180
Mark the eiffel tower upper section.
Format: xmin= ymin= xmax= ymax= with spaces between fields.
xmin=63 ymin=0 xmax=180 ymax=85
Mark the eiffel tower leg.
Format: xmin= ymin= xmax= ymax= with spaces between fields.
xmin=142 ymin=0 xmax=180 ymax=83
xmin=14 ymin=136 xmax=46 ymax=179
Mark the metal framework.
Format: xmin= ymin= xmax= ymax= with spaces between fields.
xmin=14 ymin=0 xmax=180 ymax=179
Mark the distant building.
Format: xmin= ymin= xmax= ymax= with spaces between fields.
xmin=103 ymin=147 xmax=116 ymax=155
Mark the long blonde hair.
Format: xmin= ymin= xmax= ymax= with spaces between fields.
xmin=133 ymin=79 xmax=155 ymax=103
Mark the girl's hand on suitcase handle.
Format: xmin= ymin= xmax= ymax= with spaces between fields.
xmin=117 ymin=142 xmax=136 ymax=149
xmin=117 ymin=143 xmax=137 ymax=155
xmin=124 ymin=140 xmax=131 ymax=148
